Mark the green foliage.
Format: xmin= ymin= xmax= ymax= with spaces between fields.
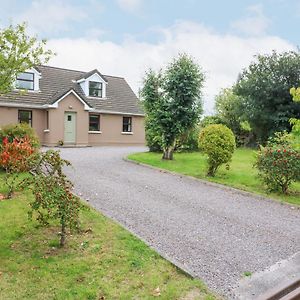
xmin=0 ymin=23 xmax=53 ymax=94
xmin=235 ymin=51 xmax=300 ymax=144
xmin=290 ymin=118 xmax=300 ymax=150
xmin=215 ymin=88 xmax=254 ymax=146
xmin=198 ymin=124 xmax=236 ymax=176
xmin=255 ymin=145 xmax=300 ymax=194
xmin=141 ymin=54 xmax=205 ymax=159
xmin=22 ymin=150 xmax=86 ymax=247
xmin=175 ymin=126 xmax=200 ymax=151
xmin=290 ymin=87 xmax=300 ymax=102
xmin=199 ymin=115 xmax=223 ymax=128
xmin=0 ymin=123 xmax=40 ymax=148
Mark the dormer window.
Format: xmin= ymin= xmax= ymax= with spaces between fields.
xmin=16 ymin=72 xmax=34 ymax=90
xmin=89 ymin=81 xmax=102 ymax=97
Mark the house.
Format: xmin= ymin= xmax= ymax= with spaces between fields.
xmin=0 ymin=66 xmax=145 ymax=146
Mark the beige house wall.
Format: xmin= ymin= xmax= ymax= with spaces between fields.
xmin=0 ymin=94 xmax=145 ymax=146
xmin=45 ymin=94 xmax=89 ymax=146
xmin=88 ymin=114 xmax=145 ymax=146
xmin=0 ymin=107 xmax=46 ymax=143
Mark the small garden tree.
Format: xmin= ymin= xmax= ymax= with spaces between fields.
xmin=0 ymin=23 xmax=53 ymax=94
xmin=23 ymin=150 xmax=86 ymax=247
xmin=199 ymin=124 xmax=236 ymax=176
xmin=141 ymin=54 xmax=205 ymax=160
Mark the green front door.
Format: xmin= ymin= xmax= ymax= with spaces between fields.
xmin=64 ymin=112 xmax=76 ymax=144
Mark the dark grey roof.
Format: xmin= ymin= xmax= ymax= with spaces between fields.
xmin=0 ymin=65 xmax=144 ymax=115
xmin=76 ymin=69 xmax=108 ymax=82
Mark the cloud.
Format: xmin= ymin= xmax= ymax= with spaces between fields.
xmin=231 ymin=4 xmax=271 ymax=36
xmin=117 ymin=0 xmax=143 ymax=13
xmin=15 ymin=0 xmax=88 ymax=35
xmin=47 ymin=21 xmax=295 ymax=114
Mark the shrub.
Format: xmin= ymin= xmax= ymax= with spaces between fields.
xmin=176 ymin=126 xmax=200 ymax=152
xmin=255 ymin=146 xmax=300 ymax=194
xmin=22 ymin=150 xmax=86 ymax=247
xmin=0 ymin=136 xmax=36 ymax=198
xmin=0 ymin=123 xmax=40 ymax=149
xmin=199 ymin=124 xmax=236 ymax=176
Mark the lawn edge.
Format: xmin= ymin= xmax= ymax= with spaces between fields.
xmin=124 ymin=157 xmax=300 ymax=210
xmin=72 ymin=192 xmax=218 ymax=298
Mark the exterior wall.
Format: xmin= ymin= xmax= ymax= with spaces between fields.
xmin=88 ymin=114 xmax=145 ymax=146
xmin=0 ymin=106 xmax=46 ymax=143
xmin=45 ymin=94 xmax=89 ymax=146
xmin=0 ymin=95 xmax=145 ymax=146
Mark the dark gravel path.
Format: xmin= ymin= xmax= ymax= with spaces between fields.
xmin=60 ymin=147 xmax=300 ymax=299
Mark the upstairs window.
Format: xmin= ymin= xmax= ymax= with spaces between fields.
xmin=123 ymin=117 xmax=132 ymax=132
xmin=89 ymin=114 xmax=100 ymax=131
xmin=16 ymin=72 xmax=34 ymax=90
xmin=18 ymin=110 xmax=32 ymax=126
xmin=89 ymin=81 xmax=102 ymax=97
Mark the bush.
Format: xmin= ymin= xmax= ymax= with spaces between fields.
xmin=255 ymin=146 xmax=300 ymax=194
xmin=175 ymin=126 xmax=200 ymax=152
xmin=0 ymin=136 xmax=36 ymax=198
xmin=0 ymin=123 xmax=40 ymax=149
xmin=199 ymin=124 xmax=236 ymax=176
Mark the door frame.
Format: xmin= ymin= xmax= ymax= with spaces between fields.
xmin=64 ymin=111 xmax=77 ymax=144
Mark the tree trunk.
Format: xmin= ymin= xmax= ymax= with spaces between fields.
xmin=60 ymin=219 xmax=66 ymax=247
xmin=162 ymin=147 xmax=174 ymax=160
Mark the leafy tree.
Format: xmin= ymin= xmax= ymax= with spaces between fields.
xmin=0 ymin=23 xmax=53 ymax=94
xmin=141 ymin=54 xmax=205 ymax=159
xmin=215 ymin=88 xmax=253 ymax=146
xmin=235 ymin=51 xmax=300 ymax=144
xmin=23 ymin=150 xmax=86 ymax=247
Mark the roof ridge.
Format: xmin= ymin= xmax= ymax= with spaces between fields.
xmin=40 ymin=65 xmax=124 ymax=79
xmin=103 ymin=74 xmax=124 ymax=79
xmin=39 ymin=65 xmax=85 ymax=73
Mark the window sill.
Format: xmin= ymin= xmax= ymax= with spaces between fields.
xmin=88 ymin=131 xmax=102 ymax=134
xmin=121 ymin=132 xmax=133 ymax=135
xmin=44 ymin=129 xmax=50 ymax=133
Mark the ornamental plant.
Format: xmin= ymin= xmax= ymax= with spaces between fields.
xmin=22 ymin=150 xmax=86 ymax=247
xmin=255 ymin=146 xmax=300 ymax=194
xmin=0 ymin=123 xmax=40 ymax=149
xmin=0 ymin=136 xmax=35 ymax=198
xmin=198 ymin=124 xmax=236 ymax=176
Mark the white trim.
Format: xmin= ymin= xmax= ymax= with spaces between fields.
xmin=48 ymin=89 xmax=92 ymax=111
xmin=0 ymin=102 xmax=44 ymax=109
xmin=44 ymin=129 xmax=50 ymax=133
xmin=89 ymin=109 xmax=145 ymax=116
xmin=121 ymin=132 xmax=134 ymax=135
xmin=0 ymin=102 xmax=145 ymax=116
xmin=88 ymin=131 xmax=102 ymax=134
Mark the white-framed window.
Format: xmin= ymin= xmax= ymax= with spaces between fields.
xmin=16 ymin=72 xmax=34 ymax=90
xmin=89 ymin=81 xmax=102 ymax=97
xmin=18 ymin=110 xmax=32 ymax=126
xmin=122 ymin=116 xmax=132 ymax=132
xmin=89 ymin=114 xmax=100 ymax=131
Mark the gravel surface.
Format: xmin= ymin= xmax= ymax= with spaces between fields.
xmin=60 ymin=146 xmax=300 ymax=299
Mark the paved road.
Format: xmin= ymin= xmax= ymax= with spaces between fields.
xmin=60 ymin=147 xmax=300 ymax=299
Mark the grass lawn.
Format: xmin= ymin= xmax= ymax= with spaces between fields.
xmin=0 ymin=172 xmax=215 ymax=300
xmin=128 ymin=148 xmax=300 ymax=206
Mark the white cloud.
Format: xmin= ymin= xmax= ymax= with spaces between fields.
xmin=47 ymin=21 xmax=295 ymax=114
xmin=231 ymin=4 xmax=271 ymax=36
xmin=117 ymin=0 xmax=143 ymax=13
xmin=15 ymin=0 xmax=88 ymax=35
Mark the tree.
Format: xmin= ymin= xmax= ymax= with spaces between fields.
xmin=141 ymin=54 xmax=205 ymax=160
xmin=234 ymin=51 xmax=300 ymax=144
xmin=0 ymin=23 xmax=53 ymax=94
xmin=23 ymin=150 xmax=86 ymax=247
xmin=215 ymin=88 xmax=253 ymax=146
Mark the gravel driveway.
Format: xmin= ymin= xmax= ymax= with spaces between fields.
xmin=60 ymin=146 xmax=300 ymax=299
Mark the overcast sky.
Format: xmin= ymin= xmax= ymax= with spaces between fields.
xmin=1 ymin=0 xmax=298 ymax=113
